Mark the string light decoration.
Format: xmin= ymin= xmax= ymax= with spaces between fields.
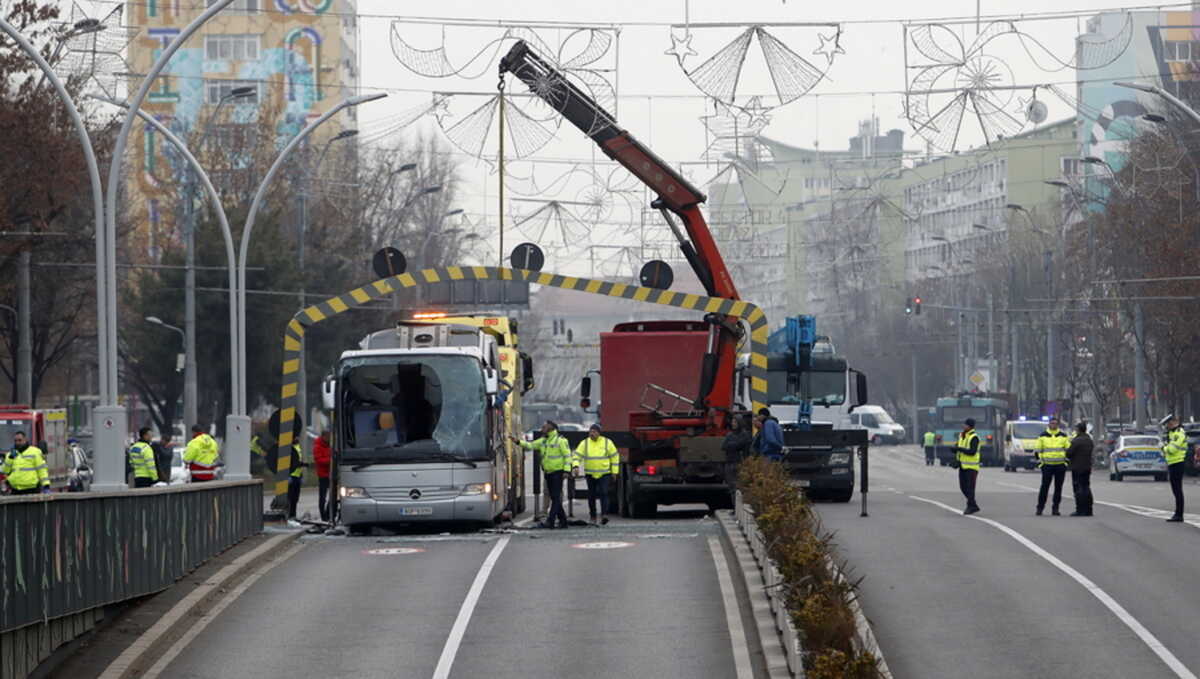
xmin=56 ymin=2 xmax=138 ymax=100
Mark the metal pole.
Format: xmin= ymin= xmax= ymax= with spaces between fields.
xmin=18 ymin=250 xmax=32 ymax=405
xmin=1013 ymin=317 xmax=1021 ymax=413
xmin=498 ymin=76 xmax=506 ymax=268
xmin=297 ymin=143 xmax=308 ymax=454
xmin=0 ymin=17 xmax=110 ymax=487
xmin=1134 ymin=301 xmax=1146 ymax=428
xmin=910 ymin=351 xmax=918 ymax=445
xmin=957 ymin=312 xmax=964 ymax=391
xmin=183 ymin=216 xmax=198 ymax=427
xmin=1045 ymin=250 xmax=1054 ymax=406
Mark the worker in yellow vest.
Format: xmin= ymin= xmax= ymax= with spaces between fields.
xmin=183 ymin=424 xmax=220 ymax=482
xmin=512 ymin=421 xmax=571 ymax=529
xmin=287 ymin=443 xmax=306 ymax=524
xmin=2 ymin=430 xmax=49 ymax=495
xmin=1034 ymin=417 xmax=1071 ymax=516
xmin=1161 ymin=414 xmax=1189 ymax=522
xmin=128 ymin=427 xmax=159 ymax=488
xmin=954 ymin=418 xmax=982 ymax=515
xmin=923 ymin=430 xmax=937 ymax=466
xmin=573 ymin=424 xmax=619 ymax=525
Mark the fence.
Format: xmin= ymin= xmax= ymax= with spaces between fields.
xmin=0 ymin=480 xmax=262 ymax=677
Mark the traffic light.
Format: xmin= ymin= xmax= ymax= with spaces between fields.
xmin=904 ymin=298 xmax=913 ymax=315
xmin=914 ymin=296 xmax=922 ymax=315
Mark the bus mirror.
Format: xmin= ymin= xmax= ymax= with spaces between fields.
xmin=581 ymin=398 xmax=591 ymax=409
xmin=484 ymin=368 xmax=500 ymax=395
xmin=581 ymin=376 xmax=592 ymax=399
xmin=321 ymin=375 xmax=335 ymax=410
xmin=521 ymin=353 xmax=535 ymax=394
xmin=855 ymin=372 xmax=868 ymax=407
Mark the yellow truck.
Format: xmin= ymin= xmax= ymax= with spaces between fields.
xmin=420 ymin=314 xmax=535 ymax=514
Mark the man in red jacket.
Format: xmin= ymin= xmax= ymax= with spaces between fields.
xmin=313 ymin=430 xmax=332 ymax=522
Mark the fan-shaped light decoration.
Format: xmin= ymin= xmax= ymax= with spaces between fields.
xmin=667 ymin=23 xmax=841 ymax=113
xmin=509 ymin=200 xmax=594 ymax=246
xmin=434 ymin=92 xmax=561 ymax=165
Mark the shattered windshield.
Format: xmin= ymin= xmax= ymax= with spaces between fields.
xmin=339 ymin=355 xmax=487 ymax=463
xmin=766 ymin=369 xmax=846 ymax=406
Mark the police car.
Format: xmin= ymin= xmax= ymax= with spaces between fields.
xmin=1109 ymin=434 xmax=1167 ymax=482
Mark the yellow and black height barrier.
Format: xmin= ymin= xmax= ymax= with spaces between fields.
xmin=272 ymin=265 xmax=770 ymax=502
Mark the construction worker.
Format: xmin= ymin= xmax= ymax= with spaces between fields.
xmin=287 ymin=441 xmax=306 ymax=524
xmin=128 ymin=427 xmax=158 ymax=488
xmin=1034 ymin=417 xmax=1070 ymax=516
xmin=572 ymin=424 xmax=619 ymax=525
xmin=1161 ymin=414 xmax=1188 ymax=522
xmin=512 ymin=421 xmax=571 ymax=529
xmin=183 ymin=424 xmax=220 ymax=482
xmin=2 ymin=430 xmax=49 ymax=494
xmin=954 ymin=418 xmax=981 ymax=515
xmin=923 ymin=430 xmax=937 ymax=466
xmin=1065 ymin=421 xmax=1094 ymax=517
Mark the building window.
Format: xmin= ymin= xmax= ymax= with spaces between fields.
xmin=1061 ymin=157 xmax=1081 ymax=178
xmin=207 ymin=0 xmax=258 ymax=12
xmin=1163 ymin=40 xmax=1198 ymax=63
xmin=206 ymin=79 xmax=259 ymax=105
xmin=205 ymin=34 xmax=260 ymax=61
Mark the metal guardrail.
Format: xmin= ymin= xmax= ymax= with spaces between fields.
xmin=0 ymin=480 xmax=262 ymax=634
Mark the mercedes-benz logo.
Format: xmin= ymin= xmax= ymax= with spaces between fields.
xmin=409 ymin=488 xmax=422 ymax=500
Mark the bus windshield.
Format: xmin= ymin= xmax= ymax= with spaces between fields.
xmin=766 ymin=369 xmax=846 ymax=406
xmin=339 ymin=355 xmax=487 ymax=463
xmin=940 ymin=407 xmax=992 ymax=427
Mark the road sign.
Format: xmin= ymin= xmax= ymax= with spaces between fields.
xmin=639 ymin=260 xmax=674 ymax=290
xmin=969 ymin=371 xmax=986 ymax=387
xmin=372 ymin=247 xmax=407 ymax=279
xmin=510 ymin=242 xmax=544 ymax=272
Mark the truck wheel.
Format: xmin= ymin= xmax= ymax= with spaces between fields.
xmin=629 ymin=484 xmax=656 ymax=518
xmin=618 ymin=467 xmax=632 ymax=518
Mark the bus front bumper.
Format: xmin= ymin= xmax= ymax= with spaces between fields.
xmin=340 ymin=494 xmax=495 ymax=525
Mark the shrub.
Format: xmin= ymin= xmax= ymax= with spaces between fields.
xmin=739 ymin=457 xmax=880 ymax=678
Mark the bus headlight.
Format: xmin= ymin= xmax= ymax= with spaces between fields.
xmin=340 ymin=486 xmax=369 ymax=499
xmin=829 ymin=453 xmax=851 ymax=465
xmin=460 ymin=482 xmax=492 ymax=496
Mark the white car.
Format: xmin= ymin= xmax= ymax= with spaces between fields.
xmin=1109 ymin=435 xmax=1167 ymax=482
xmin=168 ymin=446 xmax=189 ymax=484
xmin=846 ymin=406 xmax=906 ymax=445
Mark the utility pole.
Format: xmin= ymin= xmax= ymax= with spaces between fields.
xmin=910 ymin=351 xmax=918 ymax=445
xmin=297 ymin=141 xmax=309 ymax=450
xmin=1134 ymin=301 xmax=1146 ymax=428
xmin=1011 ymin=316 xmax=1020 ymax=414
xmin=18 ymin=250 xmax=31 ymax=404
xmin=956 ymin=312 xmax=964 ymax=391
xmin=987 ymin=292 xmax=995 ymax=378
xmin=183 ymin=200 xmax=198 ymax=428
xmin=1045 ymin=250 xmax=1054 ymax=406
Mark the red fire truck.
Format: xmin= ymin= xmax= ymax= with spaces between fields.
xmin=0 ymin=405 xmax=72 ymax=492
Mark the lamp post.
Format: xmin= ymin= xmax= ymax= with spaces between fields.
xmin=89 ymin=94 xmax=240 ymax=443
xmin=296 ymin=128 xmax=358 ymax=441
xmin=235 ymin=92 xmax=387 ymax=480
xmin=145 ymin=316 xmax=186 ymax=383
xmin=1114 ymin=80 xmax=1200 ymax=127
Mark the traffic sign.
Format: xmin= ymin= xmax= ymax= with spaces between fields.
xmin=639 ymin=260 xmax=674 ymax=290
xmin=969 ymin=371 xmax=986 ymax=387
xmin=510 ymin=242 xmax=544 ymax=272
xmin=372 ymin=247 xmax=407 ymax=279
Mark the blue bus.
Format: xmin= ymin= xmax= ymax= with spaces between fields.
xmin=933 ymin=396 xmax=1010 ymax=467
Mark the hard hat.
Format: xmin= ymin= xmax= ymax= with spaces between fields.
xmin=1159 ymin=413 xmax=1176 ymax=427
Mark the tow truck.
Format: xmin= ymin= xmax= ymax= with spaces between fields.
xmin=501 ymin=41 xmax=868 ymax=515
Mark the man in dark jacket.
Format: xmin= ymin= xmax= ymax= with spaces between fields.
xmin=151 ymin=433 xmax=173 ymax=483
xmin=1066 ymin=421 xmax=1094 ymax=517
xmin=753 ymin=408 xmax=784 ymax=461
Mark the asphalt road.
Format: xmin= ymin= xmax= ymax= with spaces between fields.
xmin=816 ymin=444 xmax=1200 ymax=679
xmin=156 ymin=503 xmax=749 ymax=679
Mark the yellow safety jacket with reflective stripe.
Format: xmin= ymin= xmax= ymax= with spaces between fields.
xmin=923 ymin=431 xmax=936 ymax=447
xmin=520 ymin=432 xmax=572 ymax=473
xmin=955 ymin=430 xmax=981 ymax=471
xmin=3 ymin=446 xmax=49 ymax=490
xmin=1164 ymin=427 xmax=1188 ymax=465
xmin=572 ymin=436 xmax=619 ymax=478
xmin=290 ymin=444 xmax=304 ymax=478
xmin=129 ymin=441 xmax=158 ymax=480
xmin=1035 ymin=429 xmax=1070 ymax=466
xmin=183 ymin=433 xmax=219 ymax=466
xmin=250 ymin=435 xmax=267 ymax=458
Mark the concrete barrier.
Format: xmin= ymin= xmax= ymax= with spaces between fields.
xmin=0 ymin=480 xmax=262 ymax=678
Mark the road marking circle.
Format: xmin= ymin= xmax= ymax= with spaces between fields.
xmin=363 ymin=547 xmax=426 ymax=555
xmin=571 ymin=541 xmax=635 ymax=550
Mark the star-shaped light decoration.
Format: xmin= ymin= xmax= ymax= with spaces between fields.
xmin=430 ymin=93 xmax=452 ymax=124
xmin=664 ymin=30 xmax=698 ymax=67
xmin=740 ymin=95 xmax=772 ymax=130
xmin=812 ymin=29 xmax=845 ymax=66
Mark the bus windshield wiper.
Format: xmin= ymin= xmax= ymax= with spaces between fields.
xmin=409 ymin=452 xmax=478 ymax=468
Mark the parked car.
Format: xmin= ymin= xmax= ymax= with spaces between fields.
xmin=1109 ymin=434 xmax=1167 ymax=482
xmin=1004 ymin=420 xmax=1047 ymax=471
xmin=1183 ymin=423 xmax=1200 ymax=476
xmin=846 ymin=405 xmax=906 ymax=445
xmin=67 ymin=443 xmax=92 ymax=492
xmin=168 ymin=447 xmax=190 ymax=484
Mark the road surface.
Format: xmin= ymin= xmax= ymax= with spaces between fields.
xmin=154 ymin=502 xmax=755 ymax=679
xmin=815 ymin=444 xmax=1200 ymax=679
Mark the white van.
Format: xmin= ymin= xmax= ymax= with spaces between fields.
xmin=846 ymin=405 xmax=906 ymax=445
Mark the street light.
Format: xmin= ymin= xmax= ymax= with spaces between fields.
xmin=403 ymin=184 xmax=443 ymax=208
xmin=145 ymin=316 xmax=186 ymax=373
xmin=1115 ymin=80 xmax=1200 ymax=127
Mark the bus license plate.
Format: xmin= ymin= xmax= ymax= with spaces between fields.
xmin=796 ymin=480 xmax=811 ymax=488
xmin=400 ymin=507 xmax=433 ymax=516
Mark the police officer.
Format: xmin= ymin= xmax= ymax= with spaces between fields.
xmin=955 ymin=418 xmax=982 ymax=514
xmin=572 ymin=424 xmax=619 ymax=525
xmin=286 ymin=442 xmax=306 ymax=523
xmin=923 ymin=430 xmax=937 ymax=466
xmin=183 ymin=424 xmax=220 ymax=482
xmin=128 ymin=427 xmax=158 ymax=488
xmin=1161 ymin=414 xmax=1188 ymax=522
xmin=513 ymin=421 xmax=571 ymax=529
xmin=1034 ymin=417 xmax=1070 ymax=516
xmin=2 ymin=430 xmax=49 ymax=494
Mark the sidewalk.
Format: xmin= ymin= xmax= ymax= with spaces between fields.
xmin=262 ymin=484 xmax=325 ymax=520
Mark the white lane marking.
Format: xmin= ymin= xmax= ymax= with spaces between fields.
xmin=572 ymin=541 xmax=634 ymax=549
xmin=1095 ymin=500 xmax=1200 ymax=529
xmin=909 ymin=494 xmax=1197 ymax=679
xmin=707 ymin=537 xmax=753 ymax=679
xmin=142 ymin=542 xmax=305 ymax=679
xmin=364 ymin=547 xmax=426 ymax=555
xmin=431 ymin=535 xmax=511 ymax=679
